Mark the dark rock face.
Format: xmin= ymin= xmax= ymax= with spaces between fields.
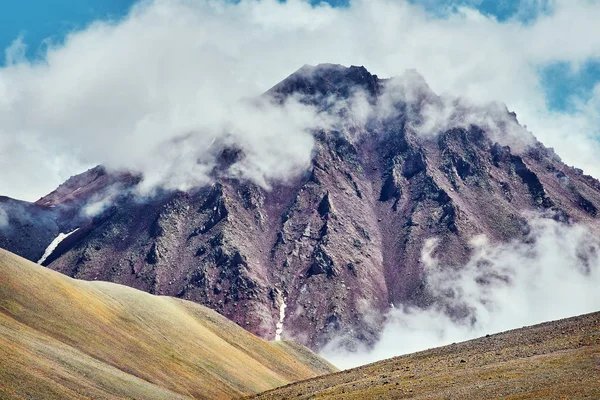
xmin=267 ymin=64 xmax=382 ymax=104
xmin=0 ymin=196 xmax=59 ymax=262
xmin=2 ymin=64 xmax=600 ymax=351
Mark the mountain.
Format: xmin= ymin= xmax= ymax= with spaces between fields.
xmin=0 ymin=248 xmax=336 ymax=399
xmin=249 ymin=311 xmax=600 ymax=399
xmin=1 ymin=64 xmax=600 ymax=351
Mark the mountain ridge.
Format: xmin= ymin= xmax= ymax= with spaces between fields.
xmin=1 ymin=63 xmax=599 ymax=350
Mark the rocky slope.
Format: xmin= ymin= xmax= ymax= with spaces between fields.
xmin=0 ymin=248 xmax=336 ymax=399
xmin=1 ymin=64 xmax=600 ymax=350
xmin=249 ymin=311 xmax=600 ymax=399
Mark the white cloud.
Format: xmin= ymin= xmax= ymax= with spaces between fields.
xmin=4 ymin=36 xmax=27 ymax=66
xmin=322 ymin=217 xmax=600 ymax=369
xmin=0 ymin=0 xmax=600 ymax=201
xmin=0 ymin=206 xmax=8 ymax=228
xmin=368 ymin=72 xmax=536 ymax=150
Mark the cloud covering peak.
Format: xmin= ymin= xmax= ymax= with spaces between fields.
xmin=323 ymin=217 xmax=600 ymax=369
xmin=1 ymin=0 xmax=600 ymax=201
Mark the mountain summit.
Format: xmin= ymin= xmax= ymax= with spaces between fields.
xmin=1 ymin=64 xmax=599 ymax=350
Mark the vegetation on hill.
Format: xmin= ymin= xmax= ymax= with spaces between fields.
xmin=0 ymin=249 xmax=336 ymax=400
xmin=250 ymin=312 xmax=600 ymax=399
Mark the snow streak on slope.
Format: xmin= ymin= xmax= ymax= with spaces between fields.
xmin=275 ymin=300 xmax=287 ymax=341
xmin=37 ymin=229 xmax=79 ymax=265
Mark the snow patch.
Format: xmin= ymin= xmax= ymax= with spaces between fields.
xmin=275 ymin=299 xmax=287 ymax=341
xmin=37 ymin=228 xmax=79 ymax=265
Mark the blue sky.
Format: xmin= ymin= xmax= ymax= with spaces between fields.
xmin=0 ymin=0 xmax=598 ymax=112
xmin=0 ymin=0 xmax=135 ymax=64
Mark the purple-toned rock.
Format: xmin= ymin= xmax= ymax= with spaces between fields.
xmin=2 ymin=64 xmax=600 ymax=351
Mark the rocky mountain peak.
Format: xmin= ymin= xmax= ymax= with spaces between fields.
xmin=2 ymin=64 xmax=600 ymax=351
xmin=267 ymin=63 xmax=382 ymax=104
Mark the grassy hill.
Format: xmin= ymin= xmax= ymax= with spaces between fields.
xmin=250 ymin=312 xmax=600 ymax=399
xmin=0 ymin=249 xmax=337 ymax=400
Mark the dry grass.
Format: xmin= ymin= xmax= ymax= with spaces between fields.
xmin=250 ymin=312 xmax=600 ymax=399
xmin=0 ymin=249 xmax=337 ymax=400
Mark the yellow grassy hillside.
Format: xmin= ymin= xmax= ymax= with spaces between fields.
xmin=0 ymin=249 xmax=337 ymax=400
